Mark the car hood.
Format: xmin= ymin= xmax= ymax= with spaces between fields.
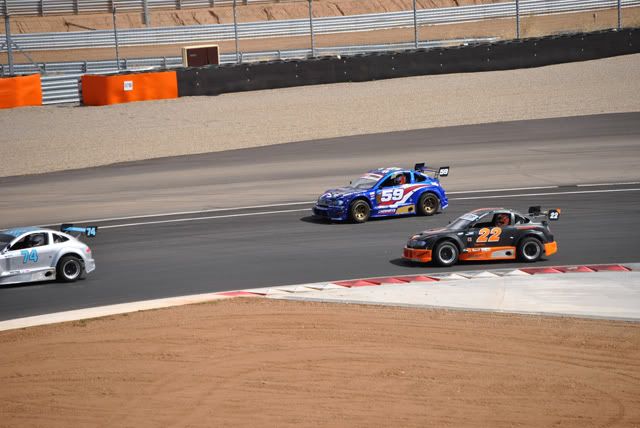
xmin=321 ymin=186 xmax=360 ymax=198
xmin=411 ymin=228 xmax=449 ymax=239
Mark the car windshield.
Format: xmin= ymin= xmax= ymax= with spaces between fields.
xmin=447 ymin=213 xmax=481 ymax=230
xmin=350 ymin=176 xmax=379 ymax=190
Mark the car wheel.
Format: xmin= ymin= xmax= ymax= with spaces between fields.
xmin=56 ymin=255 xmax=84 ymax=282
xmin=350 ymin=200 xmax=371 ymax=223
xmin=417 ymin=193 xmax=439 ymax=216
xmin=517 ymin=237 xmax=543 ymax=262
xmin=433 ymin=241 xmax=459 ymax=267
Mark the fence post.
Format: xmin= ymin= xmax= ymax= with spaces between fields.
xmin=143 ymin=0 xmax=151 ymax=26
xmin=308 ymin=0 xmax=315 ymax=57
xmin=176 ymin=0 xmax=182 ymax=10
xmin=617 ymin=0 xmax=622 ymax=29
xmin=3 ymin=4 xmax=14 ymax=76
xmin=112 ymin=7 xmax=121 ymax=71
xmin=413 ymin=0 xmax=419 ymax=48
xmin=38 ymin=0 xmax=44 ymax=16
xmin=233 ymin=0 xmax=240 ymax=64
xmin=515 ymin=0 xmax=520 ymax=39
xmin=73 ymin=0 xmax=79 ymax=14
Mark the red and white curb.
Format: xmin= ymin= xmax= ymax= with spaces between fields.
xmin=0 ymin=264 xmax=635 ymax=332
xmin=224 ymin=264 xmax=636 ymax=297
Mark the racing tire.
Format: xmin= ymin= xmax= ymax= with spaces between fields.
xmin=56 ymin=255 xmax=84 ymax=283
xmin=433 ymin=241 xmax=459 ymax=267
xmin=349 ymin=200 xmax=371 ymax=223
xmin=417 ymin=193 xmax=439 ymax=216
xmin=517 ymin=237 xmax=543 ymax=263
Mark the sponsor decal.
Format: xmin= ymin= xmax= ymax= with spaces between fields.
xmin=378 ymin=209 xmax=396 ymax=215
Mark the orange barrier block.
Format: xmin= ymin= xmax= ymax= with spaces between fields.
xmin=81 ymin=71 xmax=178 ymax=106
xmin=0 ymin=74 xmax=42 ymax=109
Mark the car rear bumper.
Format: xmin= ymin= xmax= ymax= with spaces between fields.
xmin=85 ymin=258 xmax=96 ymax=274
xmin=403 ymin=247 xmax=432 ymax=263
xmin=544 ymin=241 xmax=558 ymax=256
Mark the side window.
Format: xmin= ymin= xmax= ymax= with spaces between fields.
xmin=53 ymin=233 xmax=69 ymax=243
xmin=380 ymin=176 xmax=395 ymax=188
xmin=10 ymin=233 xmax=49 ymax=251
xmin=381 ymin=172 xmax=411 ymax=188
xmin=514 ymin=215 xmax=528 ymax=225
xmin=415 ymin=173 xmax=427 ymax=183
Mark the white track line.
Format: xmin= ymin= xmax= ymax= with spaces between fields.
xmin=447 ymin=185 xmax=558 ymax=194
xmin=577 ymin=181 xmax=640 ymax=187
xmin=35 ymin=182 xmax=640 ymax=229
xmin=99 ymin=208 xmax=310 ymax=229
xmin=95 ymin=187 xmax=640 ymax=229
xmin=450 ymin=188 xmax=640 ymax=201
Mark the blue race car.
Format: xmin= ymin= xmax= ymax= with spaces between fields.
xmin=312 ymin=163 xmax=450 ymax=223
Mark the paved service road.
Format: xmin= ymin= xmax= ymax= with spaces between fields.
xmin=0 ymin=113 xmax=639 ymax=320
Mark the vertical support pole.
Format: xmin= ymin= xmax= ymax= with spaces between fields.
xmin=617 ymin=0 xmax=622 ymax=29
xmin=4 ymin=7 xmax=14 ymax=76
xmin=209 ymin=0 xmax=214 ymax=7
xmin=112 ymin=7 xmax=121 ymax=71
xmin=233 ymin=0 xmax=239 ymax=64
xmin=143 ymin=0 xmax=151 ymax=26
xmin=73 ymin=0 xmax=79 ymax=14
xmin=515 ymin=0 xmax=520 ymax=39
xmin=38 ymin=0 xmax=44 ymax=16
xmin=176 ymin=0 xmax=182 ymax=10
xmin=308 ymin=0 xmax=315 ymax=57
xmin=413 ymin=0 xmax=418 ymax=49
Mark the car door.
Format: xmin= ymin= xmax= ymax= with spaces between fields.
xmin=5 ymin=232 xmax=55 ymax=272
xmin=374 ymin=172 xmax=414 ymax=213
xmin=466 ymin=212 xmax=518 ymax=258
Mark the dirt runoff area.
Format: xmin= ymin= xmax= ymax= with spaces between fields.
xmin=1 ymin=298 xmax=639 ymax=427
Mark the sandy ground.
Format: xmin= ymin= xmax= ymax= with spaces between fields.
xmin=0 ymin=298 xmax=638 ymax=427
xmin=1 ymin=53 xmax=640 ymax=178
xmin=3 ymin=8 xmax=639 ymax=64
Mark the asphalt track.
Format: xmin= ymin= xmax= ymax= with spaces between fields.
xmin=1 ymin=114 xmax=639 ymax=321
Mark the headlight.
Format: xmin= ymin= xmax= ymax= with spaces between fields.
xmin=408 ymin=240 xmax=428 ymax=249
xmin=335 ymin=200 xmax=345 ymax=206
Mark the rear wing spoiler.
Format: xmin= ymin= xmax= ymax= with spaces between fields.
xmin=61 ymin=224 xmax=98 ymax=237
xmin=528 ymin=206 xmax=561 ymax=221
xmin=414 ymin=163 xmax=450 ymax=179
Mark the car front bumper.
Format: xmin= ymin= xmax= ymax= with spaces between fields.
xmin=403 ymin=247 xmax=432 ymax=263
xmin=312 ymin=205 xmax=347 ymax=221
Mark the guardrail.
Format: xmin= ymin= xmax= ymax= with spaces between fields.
xmin=41 ymin=73 xmax=82 ymax=105
xmin=14 ymin=38 xmax=495 ymax=104
xmin=2 ymin=0 xmax=637 ymax=52
xmin=0 ymin=0 xmax=298 ymax=17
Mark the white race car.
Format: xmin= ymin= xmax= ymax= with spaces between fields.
xmin=0 ymin=225 xmax=97 ymax=285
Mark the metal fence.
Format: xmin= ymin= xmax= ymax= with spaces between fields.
xmin=0 ymin=0 xmax=301 ymax=17
xmin=2 ymin=0 xmax=638 ymax=52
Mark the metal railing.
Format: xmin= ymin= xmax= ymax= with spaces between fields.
xmin=41 ymin=73 xmax=82 ymax=104
xmin=2 ymin=0 xmax=638 ymax=52
xmin=0 ymin=0 xmax=301 ymax=17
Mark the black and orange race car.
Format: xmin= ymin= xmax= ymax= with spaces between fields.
xmin=403 ymin=206 xmax=559 ymax=267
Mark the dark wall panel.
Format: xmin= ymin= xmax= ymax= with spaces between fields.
xmin=177 ymin=28 xmax=639 ymax=98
